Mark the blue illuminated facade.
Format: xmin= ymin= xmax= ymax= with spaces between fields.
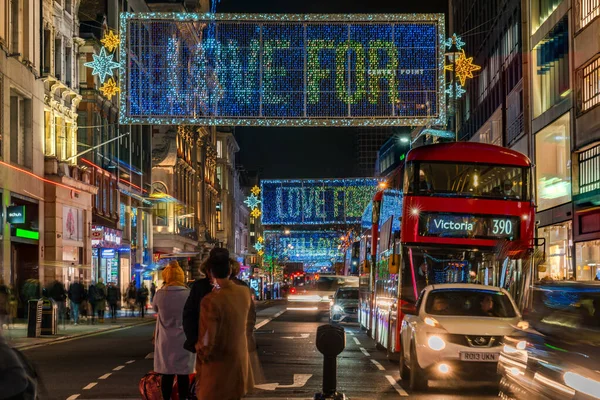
xmin=261 ymin=178 xmax=379 ymax=225
xmin=361 ymin=189 xmax=403 ymax=231
xmin=120 ymin=13 xmax=446 ymax=126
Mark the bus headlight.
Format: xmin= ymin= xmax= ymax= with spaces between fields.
xmin=428 ymin=335 xmax=446 ymax=351
xmin=333 ymin=305 xmax=343 ymax=312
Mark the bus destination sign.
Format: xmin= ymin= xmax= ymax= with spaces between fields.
xmin=418 ymin=213 xmax=519 ymax=241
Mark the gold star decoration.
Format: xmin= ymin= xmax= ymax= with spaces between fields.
xmin=100 ymin=78 xmax=120 ymax=98
xmin=101 ymin=31 xmax=120 ymax=53
xmin=454 ymin=50 xmax=481 ymax=86
xmin=251 ymin=185 xmax=261 ymax=196
xmin=257 ymin=235 xmax=264 ymax=243
xmin=250 ymin=208 xmax=262 ymax=218
xmin=257 ymin=250 xmax=264 ymax=257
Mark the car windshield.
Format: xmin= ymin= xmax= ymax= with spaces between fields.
xmin=306 ymin=276 xmax=359 ymax=292
xmin=405 ymin=161 xmax=530 ymax=201
xmin=336 ymin=289 xmax=359 ymax=300
xmin=425 ymin=289 xmax=517 ymax=318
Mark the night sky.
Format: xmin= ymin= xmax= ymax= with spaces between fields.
xmin=217 ymin=0 xmax=448 ymax=179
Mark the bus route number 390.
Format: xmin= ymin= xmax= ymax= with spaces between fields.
xmin=492 ymin=219 xmax=513 ymax=236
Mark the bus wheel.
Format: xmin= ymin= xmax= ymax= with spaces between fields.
xmin=399 ymin=348 xmax=409 ymax=380
xmin=409 ymin=344 xmax=428 ymax=391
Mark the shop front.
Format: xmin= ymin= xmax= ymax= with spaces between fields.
xmin=60 ymin=205 xmax=87 ymax=285
xmin=8 ymin=195 xmax=40 ymax=293
xmin=91 ymin=226 xmax=124 ymax=285
xmin=537 ymin=221 xmax=573 ymax=281
xmin=573 ymin=195 xmax=600 ymax=281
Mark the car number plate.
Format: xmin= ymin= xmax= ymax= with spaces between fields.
xmin=459 ymin=352 xmax=499 ymax=362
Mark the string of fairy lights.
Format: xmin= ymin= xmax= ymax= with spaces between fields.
xmin=264 ymin=230 xmax=345 ymax=265
xmin=118 ymin=12 xmax=445 ymax=126
xmin=261 ymin=179 xmax=379 ymax=225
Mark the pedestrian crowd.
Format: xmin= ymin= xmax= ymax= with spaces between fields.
xmin=44 ymin=278 xmax=151 ymax=325
xmin=150 ymin=247 xmax=260 ymax=400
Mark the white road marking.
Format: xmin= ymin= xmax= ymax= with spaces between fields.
xmin=370 ymin=359 xmax=385 ymax=370
xmin=278 ymin=374 xmax=312 ymax=388
xmin=145 ymin=352 xmax=154 ymax=359
xmin=353 ymin=337 xmax=361 ymax=345
xmin=113 ymin=365 xmax=125 ymax=371
xmin=360 ymin=347 xmax=370 ymax=357
xmin=255 ymin=310 xmax=286 ymax=330
xmin=98 ymin=373 xmax=111 ymax=380
xmin=254 ymin=374 xmax=313 ymax=391
xmin=126 ymin=360 xmax=135 ymax=364
xmin=83 ymin=383 xmax=97 ymax=390
xmin=346 ymin=331 xmax=355 ymax=336
xmin=281 ymin=333 xmax=310 ymax=339
xmin=385 ymin=375 xmax=409 ymax=397
xmin=66 ymin=395 xmax=80 ymax=400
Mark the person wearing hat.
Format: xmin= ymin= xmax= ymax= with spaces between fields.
xmin=153 ymin=261 xmax=195 ymax=400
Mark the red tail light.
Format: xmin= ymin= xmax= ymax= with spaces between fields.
xmin=290 ymin=287 xmax=296 ymax=294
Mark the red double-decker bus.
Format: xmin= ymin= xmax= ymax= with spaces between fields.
xmin=362 ymin=142 xmax=536 ymax=359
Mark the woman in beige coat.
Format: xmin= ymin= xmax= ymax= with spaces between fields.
xmin=195 ymin=250 xmax=254 ymax=400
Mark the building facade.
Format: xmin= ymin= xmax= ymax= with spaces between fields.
xmin=40 ymin=0 xmax=99 ymax=290
xmin=355 ymin=127 xmax=395 ymax=177
xmin=78 ymin=0 xmax=154 ymax=290
xmin=216 ymin=128 xmax=240 ymax=256
xmin=451 ymin=0 xmax=528 ymax=157
xmin=1 ymin=0 xmax=46 ymax=295
xmin=569 ymin=0 xmax=600 ymax=281
xmin=452 ymin=0 xmax=600 ymax=281
xmin=151 ymin=125 xmax=219 ymax=279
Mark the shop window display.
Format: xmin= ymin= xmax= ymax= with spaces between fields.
xmin=537 ymin=222 xmax=573 ymax=281
xmin=576 ymin=239 xmax=600 ymax=281
xmin=535 ymin=113 xmax=572 ymax=211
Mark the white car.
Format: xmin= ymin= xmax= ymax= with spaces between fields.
xmin=399 ymin=284 xmax=524 ymax=391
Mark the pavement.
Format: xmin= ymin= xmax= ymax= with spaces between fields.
xmin=16 ymin=300 xmax=500 ymax=399
xmin=5 ymin=300 xmax=278 ymax=350
xmin=4 ymin=310 xmax=157 ymax=350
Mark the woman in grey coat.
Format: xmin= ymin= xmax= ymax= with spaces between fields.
xmin=153 ymin=261 xmax=195 ymax=400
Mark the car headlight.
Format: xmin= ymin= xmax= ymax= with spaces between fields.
xmin=428 ymin=335 xmax=446 ymax=351
xmin=333 ymin=305 xmax=343 ymax=312
xmin=564 ymin=372 xmax=600 ymax=399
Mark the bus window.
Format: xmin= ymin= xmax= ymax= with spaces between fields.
xmin=406 ymin=162 xmax=530 ymax=201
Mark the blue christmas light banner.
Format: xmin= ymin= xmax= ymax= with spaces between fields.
xmin=119 ymin=13 xmax=446 ymax=127
xmin=264 ymin=230 xmax=344 ymax=265
xmin=261 ymin=178 xmax=379 ymax=225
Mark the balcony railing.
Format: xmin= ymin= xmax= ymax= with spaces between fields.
xmin=576 ymin=0 xmax=600 ymax=31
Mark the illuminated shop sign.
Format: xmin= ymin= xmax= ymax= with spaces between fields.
xmin=120 ymin=13 xmax=445 ymax=127
xmin=16 ymin=228 xmax=39 ymax=240
xmin=101 ymin=249 xmax=116 ymax=258
xmin=7 ymin=206 xmax=25 ymax=224
xmin=91 ymin=225 xmax=123 ymax=248
xmin=261 ymin=179 xmax=378 ymax=225
xmin=418 ymin=213 xmax=519 ymax=240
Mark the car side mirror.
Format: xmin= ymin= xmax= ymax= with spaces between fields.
xmin=401 ymin=303 xmax=417 ymax=315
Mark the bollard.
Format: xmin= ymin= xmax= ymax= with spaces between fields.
xmin=314 ymin=324 xmax=346 ymax=400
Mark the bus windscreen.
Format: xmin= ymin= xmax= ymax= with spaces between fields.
xmin=405 ymin=162 xmax=531 ymax=201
